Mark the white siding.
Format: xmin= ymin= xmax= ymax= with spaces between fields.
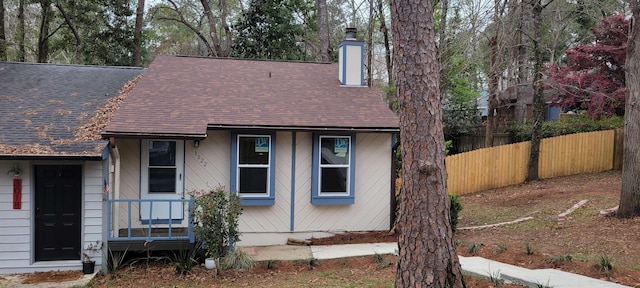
xmin=295 ymin=133 xmax=391 ymax=232
xmin=0 ymin=161 xmax=32 ymax=273
xmin=238 ymin=132 xmax=291 ymax=233
xmin=0 ymin=160 xmax=105 ymax=274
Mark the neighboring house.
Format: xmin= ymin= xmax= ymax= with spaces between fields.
xmin=102 ymin=34 xmax=399 ymax=249
xmin=0 ymin=62 xmax=143 ymax=274
xmin=477 ymin=84 xmax=561 ymax=127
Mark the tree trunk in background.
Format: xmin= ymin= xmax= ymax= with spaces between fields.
xmin=516 ymin=0 xmax=530 ymax=123
xmin=390 ymin=0 xmax=465 ymax=286
xmin=132 ymin=0 xmax=145 ymax=66
xmin=526 ymin=0 xmax=548 ymax=182
xmin=485 ymin=0 xmax=505 ymax=148
xmin=366 ymin=0 xmax=373 ymax=87
xmin=55 ymin=2 xmax=82 ymax=64
xmin=0 ymin=0 xmax=6 ymax=61
xmin=376 ymin=0 xmax=394 ymax=109
xmin=18 ymin=0 xmax=25 ymax=62
xmin=438 ymin=0 xmax=448 ymax=99
xmin=37 ymin=0 xmax=53 ymax=63
xmin=618 ymin=0 xmax=640 ymax=218
xmin=317 ymin=0 xmax=329 ymax=62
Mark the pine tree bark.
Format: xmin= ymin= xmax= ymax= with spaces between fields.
xmin=618 ymin=0 xmax=640 ymax=218
xmin=132 ymin=0 xmax=145 ymax=66
xmin=390 ymin=0 xmax=465 ymax=286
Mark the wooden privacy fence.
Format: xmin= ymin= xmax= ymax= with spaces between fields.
xmin=446 ymin=130 xmax=615 ymax=195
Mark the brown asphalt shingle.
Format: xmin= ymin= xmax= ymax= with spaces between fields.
xmin=103 ymin=55 xmax=398 ymax=138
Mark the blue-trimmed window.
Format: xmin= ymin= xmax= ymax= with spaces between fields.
xmin=231 ymin=133 xmax=276 ymax=206
xmin=312 ymin=134 xmax=355 ymax=205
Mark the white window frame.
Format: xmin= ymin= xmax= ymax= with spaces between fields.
xmin=236 ymin=134 xmax=271 ymax=198
xmin=318 ymin=135 xmax=351 ymax=196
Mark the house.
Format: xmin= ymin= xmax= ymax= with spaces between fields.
xmin=0 ymin=62 xmax=143 ymax=274
xmin=101 ymin=32 xmax=399 ymax=249
xmin=477 ymin=84 xmax=561 ymax=128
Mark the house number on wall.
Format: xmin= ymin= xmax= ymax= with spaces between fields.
xmin=194 ymin=150 xmax=207 ymax=167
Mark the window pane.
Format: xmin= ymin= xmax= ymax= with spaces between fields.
xmin=149 ymin=168 xmax=176 ymax=193
xmin=320 ymin=137 xmax=349 ymax=165
xmin=149 ymin=141 xmax=176 ymax=166
xmin=321 ymin=167 xmax=348 ymax=193
xmin=239 ymin=137 xmax=269 ymax=164
xmin=239 ymin=167 xmax=268 ymax=194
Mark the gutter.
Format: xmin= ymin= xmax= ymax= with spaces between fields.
xmin=207 ymin=124 xmax=400 ymax=133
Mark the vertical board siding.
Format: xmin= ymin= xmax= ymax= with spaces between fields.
xmin=238 ymin=132 xmax=291 ymax=233
xmin=447 ymin=130 xmax=615 ymax=195
xmin=295 ymin=133 xmax=391 ymax=232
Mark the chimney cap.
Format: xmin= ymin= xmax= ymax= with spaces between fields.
xmin=345 ymin=28 xmax=357 ymax=40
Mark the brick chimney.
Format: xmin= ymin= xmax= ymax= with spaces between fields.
xmin=338 ymin=28 xmax=364 ymax=86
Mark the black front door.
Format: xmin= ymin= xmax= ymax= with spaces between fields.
xmin=35 ymin=165 xmax=82 ymax=261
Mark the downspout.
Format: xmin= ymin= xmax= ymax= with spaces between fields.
xmin=108 ymin=138 xmax=120 ymax=241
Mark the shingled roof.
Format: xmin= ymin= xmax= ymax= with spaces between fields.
xmin=0 ymin=62 xmax=144 ymax=159
xmin=103 ymin=55 xmax=398 ymax=139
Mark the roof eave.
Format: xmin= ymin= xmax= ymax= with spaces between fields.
xmin=0 ymin=154 xmax=103 ymax=161
xmin=101 ymin=131 xmax=208 ymax=140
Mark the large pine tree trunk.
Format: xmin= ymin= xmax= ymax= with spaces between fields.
xmin=390 ymin=0 xmax=465 ymax=286
xmin=618 ymin=0 xmax=640 ymax=218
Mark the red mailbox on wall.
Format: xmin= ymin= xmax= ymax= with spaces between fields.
xmin=13 ymin=179 xmax=22 ymax=210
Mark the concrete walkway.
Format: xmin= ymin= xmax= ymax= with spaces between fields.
xmin=247 ymin=242 xmax=630 ymax=288
xmin=1 ymin=243 xmax=630 ymax=287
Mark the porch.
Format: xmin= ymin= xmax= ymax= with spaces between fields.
xmin=107 ymin=199 xmax=195 ymax=251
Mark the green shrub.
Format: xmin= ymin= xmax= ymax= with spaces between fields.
xmin=190 ymin=186 xmax=242 ymax=259
xmin=505 ymin=114 xmax=623 ymax=142
xmin=449 ymin=194 xmax=463 ymax=232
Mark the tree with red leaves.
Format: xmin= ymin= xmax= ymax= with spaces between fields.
xmin=548 ymin=14 xmax=628 ymax=118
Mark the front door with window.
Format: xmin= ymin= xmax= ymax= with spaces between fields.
xmin=34 ymin=165 xmax=82 ymax=261
xmin=140 ymin=140 xmax=184 ymax=222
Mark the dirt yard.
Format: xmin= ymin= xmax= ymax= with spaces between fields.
xmin=455 ymin=170 xmax=640 ymax=287
xmin=6 ymin=171 xmax=638 ymax=287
